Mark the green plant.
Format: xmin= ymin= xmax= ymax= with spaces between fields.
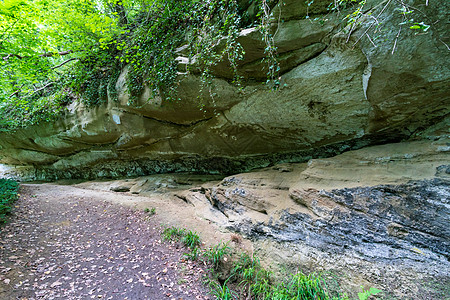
xmin=258 ymin=0 xmax=281 ymax=87
xmin=0 ymin=179 xmax=19 ymax=223
xmin=0 ymin=0 xmax=286 ymax=131
xmin=161 ymin=226 xmax=201 ymax=260
xmin=0 ymin=0 xmax=125 ymax=130
xmin=184 ymin=246 xmax=201 ymax=261
xmin=207 ymin=277 xmax=237 ymax=300
xmin=408 ymin=21 xmax=430 ymax=32
xmin=267 ymin=272 xmax=330 ymax=299
xmin=396 ymin=7 xmax=430 ymax=32
xmin=161 ymin=234 xmax=360 ymax=300
xmin=160 ymin=228 xmax=377 ymax=300
xmin=358 ymin=287 xmax=382 ymax=300
xmin=182 ymin=230 xmax=201 ymax=249
xmin=230 ymin=253 xmax=273 ymax=298
xmin=232 ymin=253 xmax=260 ymax=277
xmin=206 ymin=251 xmax=340 ymax=300
xmin=203 ymin=242 xmax=231 ymax=270
xmin=144 ymin=207 xmax=156 ymax=215
xmin=338 ymin=0 xmax=433 ymax=53
xmin=162 ymin=226 xmax=186 ymax=242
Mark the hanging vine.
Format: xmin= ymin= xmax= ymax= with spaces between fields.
xmin=258 ymin=0 xmax=281 ymax=87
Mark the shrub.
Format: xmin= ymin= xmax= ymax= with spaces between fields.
xmin=0 ymin=179 xmax=19 ymax=223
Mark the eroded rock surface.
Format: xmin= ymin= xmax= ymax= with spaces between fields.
xmin=193 ymin=140 xmax=450 ymax=299
xmin=0 ymin=0 xmax=449 ymax=180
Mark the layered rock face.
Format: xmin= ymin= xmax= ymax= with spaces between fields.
xmin=0 ymin=0 xmax=449 ymax=180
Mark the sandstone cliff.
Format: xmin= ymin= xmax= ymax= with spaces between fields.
xmin=0 ymin=0 xmax=448 ymax=180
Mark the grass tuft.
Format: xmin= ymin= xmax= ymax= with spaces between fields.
xmin=203 ymin=242 xmax=231 ymax=270
xmin=162 ymin=226 xmax=186 ymax=242
xmin=144 ymin=207 xmax=156 ymax=216
xmin=182 ymin=230 xmax=201 ymax=249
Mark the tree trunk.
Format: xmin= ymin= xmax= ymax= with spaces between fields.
xmin=114 ymin=3 xmax=128 ymax=26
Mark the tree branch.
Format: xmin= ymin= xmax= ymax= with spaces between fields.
xmin=51 ymin=57 xmax=78 ymax=69
xmin=2 ymin=50 xmax=75 ymax=60
xmin=39 ymin=50 xmax=74 ymax=57
xmin=9 ymin=82 xmax=54 ymax=99
xmin=9 ymin=84 xmax=24 ymax=98
xmin=2 ymin=53 xmax=24 ymax=60
xmin=33 ymin=82 xmax=54 ymax=94
xmin=352 ymin=0 xmax=393 ymax=48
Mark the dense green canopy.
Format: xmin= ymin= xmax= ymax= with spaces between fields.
xmin=0 ymin=0 xmax=131 ymax=95
xmin=0 ymin=0 xmax=147 ymax=128
xmin=0 ymin=0 xmax=259 ymax=130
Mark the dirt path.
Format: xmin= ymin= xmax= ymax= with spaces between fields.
xmin=0 ymin=184 xmax=211 ymax=300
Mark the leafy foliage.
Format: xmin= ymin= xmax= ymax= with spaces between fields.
xmin=162 ymin=225 xmax=186 ymax=242
xmin=358 ymin=287 xmax=382 ymax=300
xmin=116 ymin=0 xmax=248 ymax=102
xmin=0 ymin=0 xmax=279 ymax=130
xmin=334 ymin=0 xmax=432 ymax=51
xmin=258 ymin=0 xmax=280 ymax=87
xmin=0 ymin=178 xmax=19 ymax=223
xmin=0 ymin=0 xmax=117 ymax=90
xmin=2 ymin=0 xmax=429 ymax=131
xmin=0 ymin=0 xmax=126 ymax=130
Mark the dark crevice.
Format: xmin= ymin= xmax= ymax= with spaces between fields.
xmin=175 ymin=194 xmax=194 ymax=206
xmin=16 ymin=148 xmax=59 ymax=157
xmin=16 ymin=140 xmax=119 ymax=161
xmin=60 ymin=137 xmax=120 ymax=147
xmin=280 ymin=44 xmax=329 ymax=77
xmin=118 ymin=109 xmax=214 ymax=127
